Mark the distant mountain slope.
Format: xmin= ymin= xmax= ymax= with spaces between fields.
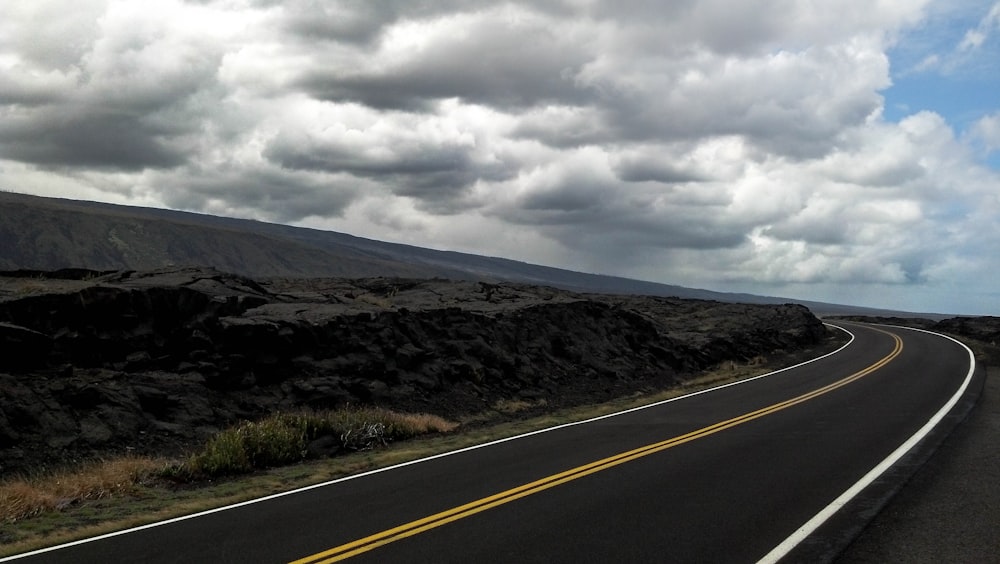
xmin=0 ymin=191 xmax=928 ymax=316
xmin=0 ymin=192 xmax=467 ymax=279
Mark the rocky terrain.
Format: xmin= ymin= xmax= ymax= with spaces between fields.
xmin=0 ymin=267 xmax=831 ymax=476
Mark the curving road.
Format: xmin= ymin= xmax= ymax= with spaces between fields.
xmin=3 ymin=322 xmax=978 ymax=563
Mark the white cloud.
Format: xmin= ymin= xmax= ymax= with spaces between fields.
xmin=959 ymin=1 xmax=1000 ymax=50
xmin=0 ymin=0 xmax=107 ymax=70
xmin=971 ymin=112 xmax=1000 ymax=152
xmin=1 ymin=0 xmax=999 ymax=314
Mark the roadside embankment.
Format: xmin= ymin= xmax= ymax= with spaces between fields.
xmin=0 ymin=267 xmax=827 ymax=476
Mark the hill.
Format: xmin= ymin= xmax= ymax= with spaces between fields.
xmin=0 ymin=191 xmax=928 ymax=317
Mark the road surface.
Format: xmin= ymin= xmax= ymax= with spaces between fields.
xmin=3 ymin=322 xmax=978 ymax=563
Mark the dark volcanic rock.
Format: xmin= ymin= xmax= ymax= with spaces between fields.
xmin=0 ymin=267 xmax=828 ymax=475
xmin=0 ymin=322 xmax=51 ymax=369
xmin=934 ymin=316 xmax=1000 ymax=344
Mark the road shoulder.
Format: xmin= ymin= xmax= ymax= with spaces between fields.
xmin=836 ymin=367 xmax=1000 ymax=563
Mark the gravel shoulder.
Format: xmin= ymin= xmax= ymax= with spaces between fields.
xmin=836 ymin=367 xmax=1000 ymax=563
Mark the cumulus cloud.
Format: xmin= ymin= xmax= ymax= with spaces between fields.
xmin=971 ymin=112 xmax=1000 ymax=152
xmin=0 ymin=0 xmax=232 ymax=170
xmin=297 ymin=7 xmax=594 ymax=112
xmin=1 ymin=0 xmax=999 ymax=313
xmin=261 ymin=101 xmax=516 ymax=212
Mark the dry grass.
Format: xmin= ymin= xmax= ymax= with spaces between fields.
xmin=1 ymin=457 xmax=164 ymax=523
xmin=1 ymin=408 xmax=457 ymax=527
xmin=695 ymin=356 xmax=771 ymax=384
xmin=10 ymin=281 xmax=47 ymax=296
xmin=491 ymin=398 xmax=548 ymax=414
xmin=382 ymin=410 xmax=458 ymax=433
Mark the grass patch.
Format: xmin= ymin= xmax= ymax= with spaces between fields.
xmin=1 ymin=408 xmax=455 ymax=536
xmin=177 ymin=407 xmax=457 ymax=478
xmin=1 ymin=457 xmax=165 ymax=524
xmin=491 ymin=398 xmax=548 ymax=414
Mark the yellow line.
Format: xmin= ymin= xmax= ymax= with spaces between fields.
xmin=291 ymin=330 xmax=903 ymax=564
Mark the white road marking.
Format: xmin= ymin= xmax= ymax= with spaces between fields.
xmin=757 ymin=325 xmax=977 ymax=563
xmin=0 ymin=325 xmax=855 ymax=562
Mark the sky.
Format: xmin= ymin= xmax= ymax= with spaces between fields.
xmin=1 ymin=1 xmax=999 ymax=315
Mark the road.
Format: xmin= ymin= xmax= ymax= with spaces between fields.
xmin=3 ymin=322 xmax=978 ymax=563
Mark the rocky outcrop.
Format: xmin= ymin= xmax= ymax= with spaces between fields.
xmin=934 ymin=316 xmax=1000 ymax=345
xmin=0 ymin=267 xmax=828 ymax=475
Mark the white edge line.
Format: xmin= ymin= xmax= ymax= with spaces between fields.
xmin=2 ymin=324 xmax=856 ymax=562
xmin=757 ymin=324 xmax=977 ymax=564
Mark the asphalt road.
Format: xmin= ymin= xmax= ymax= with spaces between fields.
xmin=3 ymin=322 xmax=977 ymax=564
xmin=835 ymin=348 xmax=995 ymax=562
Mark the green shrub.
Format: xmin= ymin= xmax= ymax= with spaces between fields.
xmin=188 ymin=427 xmax=251 ymax=477
xmin=183 ymin=408 xmax=456 ymax=478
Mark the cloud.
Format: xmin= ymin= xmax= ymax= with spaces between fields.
xmin=587 ymin=38 xmax=891 ymax=158
xmin=259 ymin=99 xmax=518 ymax=213
xmin=295 ymin=7 xmax=594 ymax=112
xmin=276 ymin=1 xmax=492 ymax=47
xmin=155 ymin=164 xmax=359 ymax=224
xmin=1 ymin=0 xmax=999 ymax=314
xmin=0 ymin=0 xmax=230 ymax=170
xmin=893 ymin=1 xmax=1000 ymax=77
xmin=489 ymin=144 xmax=774 ymax=253
xmin=959 ymin=2 xmax=1000 ymax=51
xmin=971 ymin=112 xmax=1000 ymax=152
xmin=610 ymin=149 xmax=711 ymax=185
xmin=0 ymin=0 xmax=107 ymax=71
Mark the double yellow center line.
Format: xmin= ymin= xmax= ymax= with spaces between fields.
xmin=292 ymin=329 xmax=903 ymax=564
